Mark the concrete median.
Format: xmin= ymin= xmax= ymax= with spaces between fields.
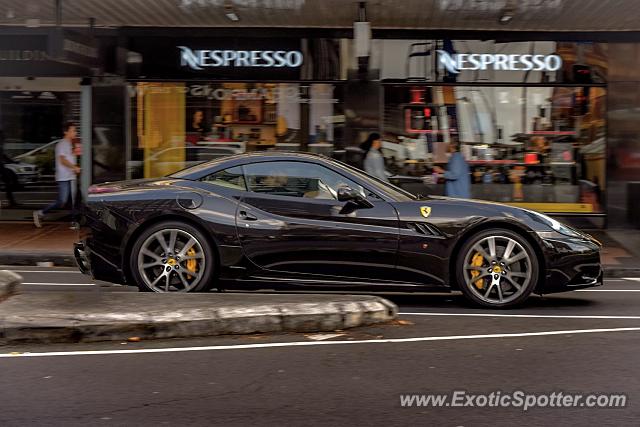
xmin=0 ymin=280 xmax=398 ymax=344
xmin=0 ymin=270 xmax=22 ymax=301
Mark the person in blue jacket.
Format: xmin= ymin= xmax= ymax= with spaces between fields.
xmin=435 ymin=141 xmax=471 ymax=198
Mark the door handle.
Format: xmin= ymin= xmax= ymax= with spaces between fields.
xmin=239 ymin=210 xmax=258 ymax=221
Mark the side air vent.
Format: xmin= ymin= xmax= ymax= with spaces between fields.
xmin=407 ymin=222 xmax=443 ymax=237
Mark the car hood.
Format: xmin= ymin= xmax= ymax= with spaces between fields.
xmin=393 ymin=195 xmax=555 ymax=234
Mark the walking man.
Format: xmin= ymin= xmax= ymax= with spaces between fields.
xmin=33 ymin=122 xmax=80 ymax=229
xmin=0 ymin=130 xmax=17 ymax=207
xmin=433 ymin=141 xmax=471 ymax=199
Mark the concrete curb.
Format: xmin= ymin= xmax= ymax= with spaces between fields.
xmin=0 ymin=270 xmax=23 ymax=300
xmin=0 ymin=253 xmax=75 ymax=267
xmin=0 ymin=292 xmax=398 ymax=344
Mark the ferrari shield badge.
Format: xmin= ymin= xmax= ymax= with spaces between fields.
xmin=420 ymin=206 xmax=432 ymax=218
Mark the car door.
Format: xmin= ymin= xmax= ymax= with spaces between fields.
xmin=236 ymin=160 xmax=400 ymax=282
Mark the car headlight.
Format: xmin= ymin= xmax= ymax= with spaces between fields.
xmin=18 ymin=167 xmax=30 ymax=173
xmin=529 ymin=211 xmax=583 ymax=239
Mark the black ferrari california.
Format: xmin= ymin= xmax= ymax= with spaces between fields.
xmin=75 ymin=152 xmax=602 ymax=308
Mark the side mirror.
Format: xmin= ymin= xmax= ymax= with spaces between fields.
xmin=337 ymin=186 xmax=373 ymax=208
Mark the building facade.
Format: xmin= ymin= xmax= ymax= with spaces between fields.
xmin=1 ymin=25 xmax=640 ymax=229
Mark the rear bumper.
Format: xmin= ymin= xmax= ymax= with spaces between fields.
xmin=74 ymin=239 xmax=127 ymax=285
xmin=74 ymin=242 xmax=91 ymax=275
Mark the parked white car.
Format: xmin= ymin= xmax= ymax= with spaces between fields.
xmin=2 ymin=155 xmax=39 ymax=187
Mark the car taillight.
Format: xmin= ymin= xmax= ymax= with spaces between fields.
xmin=88 ymin=185 xmax=119 ymax=194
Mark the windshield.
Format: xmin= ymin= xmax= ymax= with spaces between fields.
xmin=168 ymin=153 xmax=247 ymax=178
xmin=170 ymin=154 xmax=416 ymax=201
xmin=329 ymin=158 xmax=416 ymax=201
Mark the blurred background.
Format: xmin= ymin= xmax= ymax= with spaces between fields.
xmin=0 ymin=0 xmax=639 ymax=231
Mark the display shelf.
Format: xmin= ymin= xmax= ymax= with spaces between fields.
xmin=467 ymin=160 xmax=518 ymax=165
xmin=527 ymin=131 xmax=577 ymax=136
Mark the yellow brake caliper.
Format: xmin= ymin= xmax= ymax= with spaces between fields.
xmin=186 ymin=247 xmax=197 ymax=279
xmin=470 ymin=252 xmax=485 ymax=289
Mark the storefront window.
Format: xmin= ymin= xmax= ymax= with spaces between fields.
xmin=0 ymin=83 xmax=81 ymax=220
xmin=128 ymin=82 xmax=344 ymax=179
xmin=124 ymin=38 xmax=609 ymax=217
xmin=383 ymin=84 xmax=606 ymax=213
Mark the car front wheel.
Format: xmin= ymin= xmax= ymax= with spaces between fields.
xmin=456 ymin=228 xmax=539 ymax=308
xmin=130 ymin=221 xmax=215 ymax=293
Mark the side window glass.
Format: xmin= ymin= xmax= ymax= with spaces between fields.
xmin=243 ymin=161 xmax=366 ymax=200
xmin=200 ymin=166 xmax=246 ymax=191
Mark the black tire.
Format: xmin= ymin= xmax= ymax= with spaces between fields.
xmin=455 ymin=228 xmax=539 ymax=308
xmin=129 ymin=221 xmax=216 ymax=293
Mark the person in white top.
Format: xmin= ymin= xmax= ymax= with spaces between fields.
xmin=33 ymin=122 xmax=81 ymax=229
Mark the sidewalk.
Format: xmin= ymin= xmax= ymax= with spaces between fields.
xmin=0 ymin=222 xmax=77 ymax=266
xmin=0 ymin=222 xmax=639 ymax=276
xmin=585 ymin=229 xmax=640 ymax=276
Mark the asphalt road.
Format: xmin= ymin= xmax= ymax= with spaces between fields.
xmin=2 ymin=267 xmax=640 ymax=426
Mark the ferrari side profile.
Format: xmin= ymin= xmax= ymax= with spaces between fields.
xmin=75 ymin=152 xmax=602 ymax=308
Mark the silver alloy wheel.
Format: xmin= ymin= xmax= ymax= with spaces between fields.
xmin=462 ymin=235 xmax=532 ymax=305
xmin=137 ymin=228 xmax=206 ymax=292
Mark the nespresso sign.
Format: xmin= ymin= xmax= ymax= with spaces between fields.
xmin=178 ymin=46 xmax=303 ymax=70
xmin=129 ymin=37 xmax=305 ymax=79
xmin=437 ymin=50 xmax=563 ymax=74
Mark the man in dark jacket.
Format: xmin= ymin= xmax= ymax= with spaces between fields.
xmin=0 ymin=130 xmax=17 ymax=207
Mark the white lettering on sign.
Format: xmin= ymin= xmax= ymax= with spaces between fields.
xmin=179 ymin=0 xmax=306 ymax=11
xmin=63 ymin=39 xmax=98 ymax=59
xmin=437 ymin=50 xmax=563 ymax=74
xmin=0 ymin=50 xmax=48 ymax=61
xmin=178 ymin=46 xmax=303 ymax=70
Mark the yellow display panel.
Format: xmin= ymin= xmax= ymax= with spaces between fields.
xmin=138 ymin=82 xmax=186 ymax=178
xmin=505 ymin=203 xmax=594 ymax=213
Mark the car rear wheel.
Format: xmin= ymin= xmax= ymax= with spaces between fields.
xmin=456 ymin=229 xmax=539 ymax=308
xmin=130 ymin=221 xmax=215 ymax=293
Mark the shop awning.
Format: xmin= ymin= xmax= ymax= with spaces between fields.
xmin=0 ymin=0 xmax=638 ymax=32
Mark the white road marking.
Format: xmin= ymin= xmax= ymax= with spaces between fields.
xmin=305 ymin=333 xmax=346 ymax=341
xmin=400 ymin=312 xmax=640 ymax=320
xmin=21 ymin=282 xmax=95 ymax=286
xmin=2 ymin=327 xmax=640 ymax=358
xmin=576 ymin=289 xmax=640 ymax=292
xmin=10 ymin=270 xmax=81 ymax=274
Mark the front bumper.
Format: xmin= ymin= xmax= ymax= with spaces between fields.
xmin=538 ymin=236 xmax=604 ymax=294
xmin=16 ymin=172 xmax=38 ymax=185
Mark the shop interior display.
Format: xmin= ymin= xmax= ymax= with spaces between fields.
xmin=380 ymin=85 xmax=606 ymax=213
